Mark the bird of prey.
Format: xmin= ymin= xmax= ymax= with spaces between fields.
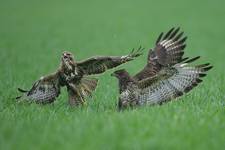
xmin=60 ymin=47 xmax=143 ymax=106
xmin=111 ymin=27 xmax=213 ymax=109
xmin=16 ymin=47 xmax=143 ymax=105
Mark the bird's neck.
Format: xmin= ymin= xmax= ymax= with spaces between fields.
xmin=60 ymin=61 xmax=76 ymax=73
xmin=118 ymin=76 xmax=134 ymax=94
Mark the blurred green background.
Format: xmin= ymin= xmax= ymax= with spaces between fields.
xmin=0 ymin=0 xmax=224 ymax=149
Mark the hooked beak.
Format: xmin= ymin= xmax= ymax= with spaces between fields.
xmin=111 ymin=72 xmax=116 ymax=77
xmin=62 ymin=53 xmax=68 ymax=59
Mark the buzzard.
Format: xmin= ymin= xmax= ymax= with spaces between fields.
xmin=16 ymin=47 xmax=143 ymax=105
xmin=111 ymin=28 xmax=213 ymax=109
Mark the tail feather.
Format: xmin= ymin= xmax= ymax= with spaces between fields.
xmin=68 ymin=77 xmax=98 ymax=105
xmin=79 ymin=77 xmax=98 ymax=97
xmin=81 ymin=77 xmax=98 ymax=92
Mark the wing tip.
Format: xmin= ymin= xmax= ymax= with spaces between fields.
xmin=16 ymin=96 xmax=22 ymax=100
xmin=203 ymin=65 xmax=213 ymax=71
xmin=196 ymin=78 xmax=203 ymax=83
xmin=18 ymin=88 xmax=28 ymax=93
xmin=129 ymin=46 xmax=144 ymax=58
xmin=183 ymin=56 xmax=200 ymax=63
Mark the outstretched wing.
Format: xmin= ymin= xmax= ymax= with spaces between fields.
xmin=17 ymin=72 xmax=61 ymax=104
xmin=77 ymin=47 xmax=143 ymax=75
xmin=133 ymin=27 xmax=187 ymax=80
xmin=137 ymin=57 xmax=212 ymax=105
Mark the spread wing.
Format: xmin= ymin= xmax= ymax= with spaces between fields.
xmin=77 ymin=47 xmax=143 ymax=75
xmin=137 ymin=57 xmax=213 ymax=105
xmin=17 ymin=72 xmax=61 ymax=104
xmin=133 ymin=27 xmax=187 ymax=80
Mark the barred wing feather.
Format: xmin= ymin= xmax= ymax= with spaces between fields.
xmin=77 ymin=47 xmax=143 ymax=75
xmin=17 ymin=73 xmax=61 ymax=104
xmin=138 ymin=57 xmax=212 ymax=105
xmin=134 ymin=27 xmax=187 ymax=80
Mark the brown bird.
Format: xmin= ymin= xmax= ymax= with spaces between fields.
xmin=111 ymin=27 xmax=213 ymax=109
xmin=60 ymin=47 xmax=143 ymax=106
xmin=17 ymin=47 xmax=143 ymax=105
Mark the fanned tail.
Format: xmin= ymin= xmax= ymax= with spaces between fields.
xmin=68 ymin=77 xmax=98 ymax=106
xmin=79 ymin=77 xmax=98 ymax=98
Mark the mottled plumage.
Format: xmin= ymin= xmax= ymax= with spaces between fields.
xmin=16 ymin=72 xmax=63 ymax=104
xmin=17 ymin=47 xmax=143 ymax=105
xmin=112 ymin=28 xmax=213 ymax=109
xmin=62 ymin=47 xmax=143 ymax=106
xmin=134 ymin=27 xmax=187 ymax=80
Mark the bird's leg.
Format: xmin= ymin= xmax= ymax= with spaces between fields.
xmin=68 ymin=88 xmax=85 ymax=106
xmin=68 ymin=90 xmax=77 ymax=106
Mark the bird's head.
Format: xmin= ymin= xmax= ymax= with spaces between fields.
xmin=111 ymin=69 xmax=130 ymax=79
xmin=111 ymin=69 xmax=134 ymax=84
xmin=61 ymin=51 xmax=75 ymax=62
xmin=61 ymin=51 xmax=75 ymax=71
xmin=112 ymin=69 xmax=135 ymax=100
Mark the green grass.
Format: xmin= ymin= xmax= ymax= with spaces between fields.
xmin=0 ymin=0 xmax=225 ymax=149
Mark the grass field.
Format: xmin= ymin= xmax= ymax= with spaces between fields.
xmin=0 ymin=0 xmax=225 ymax=149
